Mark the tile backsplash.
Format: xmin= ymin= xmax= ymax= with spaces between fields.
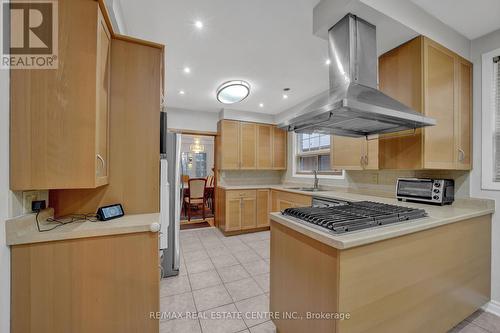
xmin=219 ymin=170 xmax=284 ymax=186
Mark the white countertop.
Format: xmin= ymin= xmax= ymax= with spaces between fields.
xmin=269 ymin=190 xmax=494 ymax=249
xmin=6 ymin=208 xmax=160 ymax=246
xmin=219 ymin=183 xmax=495 ymax=249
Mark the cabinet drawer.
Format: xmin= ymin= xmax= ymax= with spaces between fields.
xmin=226 ymin=190 xmax=257 ymax=199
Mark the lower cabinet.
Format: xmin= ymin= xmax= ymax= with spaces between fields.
xmin=217 ymin=188 xmax=311 ymax=234
xmin=271 ymin=190 xmax=312 ymax=212
xmin=219 ymin=189 xmax=267 ymax=234
xmin=11 ymin=232 xmax=159 ymax=333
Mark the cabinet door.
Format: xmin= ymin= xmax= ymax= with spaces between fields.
xmin=241 ymin=197 xmax=257 ymax=230
xmin=278 ymin=199 xmax=294 ymax=211
xmin=220 ymin=120 xmax=240 ymax=169
xmin=95 ymin=9 xmax=111 ymax=186
xmin=378 ymin=36 xmax=423 ymax=170
xmin=256 ymin=189 xmax=270 ymax=227
xmin=423 ymin=39 xmax=456 ymax=169
xmin=331 ymin=136 xmax=364 ymax=170
xmin=272 ymin=127 xmax=287 ymax=169
xmin=257 ymin=125 xmax=273 ymax=169
xmin=240 ymin=122 xmax=257 ymax=169
xmin=456 ymin=59 xmax=472 ymax=170
xmin=364 ymin=138 xmax=379 ymax=170
xmin=225 ymin=197 xmax=242 ymax=231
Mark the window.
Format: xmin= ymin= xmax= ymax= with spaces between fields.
xmin=295 ymin=133 xmax=342 ymax=176
xmin=481 ymin=48 xmax=500 ymax=190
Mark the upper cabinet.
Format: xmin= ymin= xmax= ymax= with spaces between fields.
xmin=218 ymin=120 xmax=287 ymax=170
xmin=10 ymin=1 xmax=111 ymax=190
xmin=240 ymin=122 xmax=257 ymax=169
xmin=272 ymin=126 xmax=287 ymax=170
xmin=218 ymin=120 xmax=240 ymax=169
xmin=331 ymin=136 xmax=379 ymax=170
xmin=332 ymin=36 xmax=472 ymax=171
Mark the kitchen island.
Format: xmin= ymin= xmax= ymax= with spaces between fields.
xmin=269 ymin=192 xmax=494 ymax=333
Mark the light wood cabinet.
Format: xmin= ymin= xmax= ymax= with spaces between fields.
xmin=377 ymin=36 xmax=472 ymax=170
xmin=221 ymin=190 xmax=257 ymax=232
xmin=218 ymin=120 xmax=240 ymax=169
xmin=272 ymin=127 xmax=287 ymax=170
xmin=11 ymin=232 xmax=159 ymax=333
xmin=331 ymin=136 xmax=378 ymax=170
xmin=271 ymin=190 xmax=312 ymax=212
xmin=95 ymin=9 xmax=111 ymax=186
xmin=218 ymin=120 xmax=287 ymax=171
xmin=456 ymin=58 xmax=473 ymax=170
xmin=257 ymin=124 xmax=273 ymax=169
xmin=331 ymin=36 xmax=472 ymax=171
xmin=218 ymin=188 xmax=270 ymax=234
xmin=240 ymin=122 xmax=257 ymax=169
xmin=241 ymin=196 xmax=257 ymax=230
xmin=10 ymin=1 xmax=112 ymax=190
xmin=256 ymin=189 xmax=271 ymax=227
xmin=225 ymin=192 xmax=243 ymax=231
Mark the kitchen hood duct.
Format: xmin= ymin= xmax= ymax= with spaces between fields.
xmin=279 ymin=14 xmax=435 ymax=137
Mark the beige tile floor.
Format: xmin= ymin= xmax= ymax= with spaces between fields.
xmin=160 ymin=227 xmax=500 ymax=333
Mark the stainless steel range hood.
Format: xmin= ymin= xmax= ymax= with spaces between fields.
xmin=278 ymin=14 xmax=435 ymax=137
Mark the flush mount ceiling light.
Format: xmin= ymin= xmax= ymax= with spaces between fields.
xmin=216 ymin=80 xmax=250 ymax=104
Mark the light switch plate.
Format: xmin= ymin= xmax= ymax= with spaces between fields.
xmin=22 ymin=191 xmax=40 ymax=213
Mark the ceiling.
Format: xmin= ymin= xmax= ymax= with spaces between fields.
xmin=411 ymin=0 xmax=500 ymax=40
xmin=119 ymin=0 xmax=328 ymax=115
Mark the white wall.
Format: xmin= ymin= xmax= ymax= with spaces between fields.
xmin=470 ymin=28 xmax=500 ymax=312
xmin=167 ymin=107 xmax=219 ymax=132
xmin=0 ymin=60 xmax=10 ymax=333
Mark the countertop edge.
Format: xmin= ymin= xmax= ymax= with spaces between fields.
xmin=6 ymin=212 xmax=159 ymax=246
xmin=270 ymin=208 xmax=494 ymax=250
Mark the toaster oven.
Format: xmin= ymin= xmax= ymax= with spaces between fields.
xmin=396 ymin=178 xmax=454 ymax=205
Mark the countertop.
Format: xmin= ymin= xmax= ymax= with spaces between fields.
xmin=272 ymin=190 xmax=494 ymax=249
xmin=219 ymin=183 xmax=495 ymax=249
xmin=5 ymin=208 xmax=160 ymax=246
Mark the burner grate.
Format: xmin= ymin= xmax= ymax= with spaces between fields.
xmin=282 ymin=201 xmax=427 ymax=234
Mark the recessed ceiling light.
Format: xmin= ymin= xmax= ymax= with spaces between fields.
xmin=325 ymin=58 xmax=331 ymax=65
xmin=179 ymin=90 xmax=185 ymax=95
xmin=194 ymin=20 xmax=203 ymax=29
xmin=259 ymin=103 xmax=264 ymax=108
xmin=216 ymin=80 xmax=251 ymax=104
xmin=183 ymin=67 xmax=191 ymax=74
xmin=282 ymin=88 xmax=290 ymax=99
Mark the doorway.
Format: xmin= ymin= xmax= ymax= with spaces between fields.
xmin=179 ymin=134 xmax=215 ymax=229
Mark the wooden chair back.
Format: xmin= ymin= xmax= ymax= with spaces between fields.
xmin=188 ymin=178 xmax=206 ymax=199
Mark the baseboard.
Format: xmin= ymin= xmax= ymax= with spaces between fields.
xmin=482 ymin=300 xmax=500 ymax=316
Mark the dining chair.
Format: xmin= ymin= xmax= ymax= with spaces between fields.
xmin=205 ymin=175 xmax=215 ymax=212
xmin=184 ymin=178 xmax=207 ymax=221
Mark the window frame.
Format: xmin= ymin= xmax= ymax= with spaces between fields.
xmin=481 ymin=47 xmax=500 ymax=190
xmin=292 ymin=133 xmax=344 ymax=178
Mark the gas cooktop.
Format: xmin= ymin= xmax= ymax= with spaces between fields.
xmin=281 ymin=199 xmax=427 ymax=234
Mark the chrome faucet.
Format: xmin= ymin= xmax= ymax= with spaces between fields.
xmin=313 ymin=170 xmax=319 ymax=190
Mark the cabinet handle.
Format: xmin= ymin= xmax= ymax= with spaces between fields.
xmin=96 ymin=154 xmax=105 ymax=171
xmin=360 ymin=155 xmax=364 ymax=166
xmin=458 ymin=148 xmax=465 ymax=162
xmin=364 ymin=155 xmax=368 ymax=166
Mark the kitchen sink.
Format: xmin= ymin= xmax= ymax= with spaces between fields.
xmin=286 ymin=187 xmax=328 ymax=192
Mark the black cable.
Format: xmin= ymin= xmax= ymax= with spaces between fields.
xmin=35 ymin=211 xmax=99 ymax=232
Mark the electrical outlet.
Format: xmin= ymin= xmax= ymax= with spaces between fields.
xmin=371 ymin=173 xmax=379 ymax=184
xmin=22 ymin=191 xmax=39 ymax=213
